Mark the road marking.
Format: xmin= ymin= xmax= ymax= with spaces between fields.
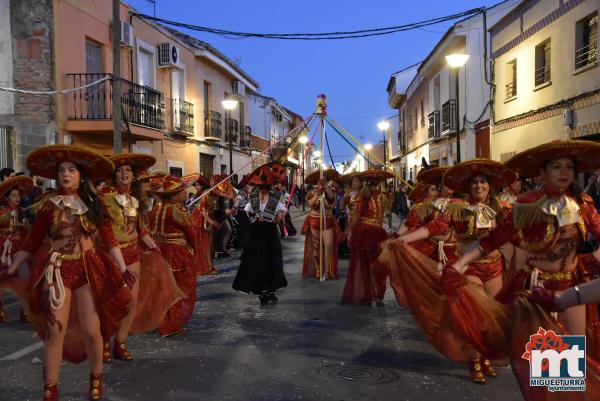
xmin=1 ymin=341 xmax=43 ymax=360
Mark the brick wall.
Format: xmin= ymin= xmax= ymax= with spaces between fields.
xmin=9 ymin=0 xmax=55 ymax=170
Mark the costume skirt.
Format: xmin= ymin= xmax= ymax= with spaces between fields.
xmin=301 ymin=215 xmax=343 ymax=279
xmin=233 ymin=221 xmax=287 ymax=294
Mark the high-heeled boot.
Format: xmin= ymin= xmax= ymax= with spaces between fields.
xmin=468 ymin=358 xmax=486 ymax=384
xmin=43 ymin=383 xmax=58 ymax=401
xmin=102 ymin=341 xmax=112 ymax=363
xmin=112 ymin=340 xmax=133 ymax=361
xmin=0 ymin=301 xmax=7 ymax=323
xmin=88 ymin=373 xmax=103 ymax=400
xmin=480 ymin=357 xmax=498 ymax=378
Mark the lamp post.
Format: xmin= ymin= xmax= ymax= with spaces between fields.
xmin=377 ymin=120 xmax=390 ymax=169
xmin=445 ymin=53 xmax=469 ymax=163
xmin=364 ymin=143 xmax=373 ymax=168
xmin=221 ymin=99 xmax=239 ymax=175
xmin=298 ymin=135 xmax=308 ymax=210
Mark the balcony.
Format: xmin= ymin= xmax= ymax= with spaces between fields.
xmin=225 ymin=118 xmax=240 ymax=143
xmin=172 ymin=99 xmax=194 ymax=135
xmin=575 ymin=40 xmax=598 ymax=70
xmin=441 ymin=100 xmax=456 ymax=134
xmin=240 ymin=126 xmax=252 ymax=148
xmin=427 ymin=111 xmax=440 ymax=139
xmin=204 ymin=110 xmax=222 ymax=140
xmin=67 ymin=73 xmax=165 ymax=135
xmin=505 ymin=81 xmax=517 ymax=99
xmin=534 ymin=64 xmax=551 ymax=86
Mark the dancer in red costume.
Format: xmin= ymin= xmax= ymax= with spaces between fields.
xmin=446 ymin=141 xmax=600 ymax=400
xmin=102 ymin=154 xmax=181 ymax=361
xmin=0 ymin=176 xmax=33 ymax=322
xmin=380 ymin=159 xmax=516 ymax=384
xmin=341 ymin=169 xmax=393 ymax=305
xmin=3 ymin=145 xmax=132 ymax=401
xmin=302 ymin=169 xmax=342 ymax=280
xmin=149 ymin=175 xmax=198 ymax=337
xmin=189 ymin=174 xmax=218 ymax=276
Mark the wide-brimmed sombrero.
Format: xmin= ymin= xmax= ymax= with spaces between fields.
xmin=137 ymin=170 xmax=151 ymax=181
xmin=151 ymin=174 xmax=187 ymax=195
xmin=110 ymin=153 xmax=156 ymax=173
xmin=27 ymin=145 xmax=114 ymax=180
xmin=417 ymin=167 xmax=449 ymax=186
xmin=0 ymin=176 xmax=33 ymax=198
xmin=210 ymin=175 xmax=237 ymax=199
xmin=408 ymin=181 xmax=434 ymax=203
xmin=506 ymin=140 xmax=600 ymax=177
xmin=305 ymin=169 xmax=341 ymax=185
xmin=442 ymin=159 xmax=517 ymax=193
xmin=356 ymin=169 xmax=394 ymax=183
xmin=186 ymin=173 xmax=210 ymax=188
xmin=247 ymin=163 xmax=286 ymax=186
xmin=341 ymin=171 xmax=360 ymax=185
xmin=266 ymin=162 xmax=287 ymax=184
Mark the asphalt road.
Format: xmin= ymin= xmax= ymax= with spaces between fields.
xmin=0 ymin=209 xmax=522 ymax=401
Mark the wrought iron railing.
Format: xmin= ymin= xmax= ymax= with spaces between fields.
xmin=575 ymin=40 xmax=598 ymax=70
xmin=441 ymin=100 xmax=456 ymax=133
xmin=204 ymin=110 xmax=222 ymax=139
xmin=225 ymin=119 xmax=239 ymax=143
xmin=172 ymin=99 xmax=194 ymax=135
xmin=67 ymin=73 xmax=165 ymax=130
xmin=240 ymin=126 xmax=252 ymax=148
xmin=427 ymin=111 xmax=440 ymax=139
xmin=534 ymin=64 xmax=551 ymax=86
xmin=505 ymin=81 xmax=517 ymax=99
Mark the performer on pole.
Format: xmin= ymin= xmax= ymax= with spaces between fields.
xmin=302 ymin=169 xmax=342 ymax=280
xmin=233 ymin=163 xmax=287 ymax=305
xmin=3 ymin=145 xmax=132 ymax=401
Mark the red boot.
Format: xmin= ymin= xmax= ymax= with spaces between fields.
xmin=0 ymin=301 xmax=7 ymax=323
xmin=480 ymin=357 xmax=498 ymax=378
xmin=102 ymin=341 xmax=112 ymax=363
xmin=112 ymin=340 xmax=133 ymax=361
xmin=89 ymin=373 xmax=103 ymax=400
xmin=43 ymin=383 xmax=58 ymax=401
xmin=468 ymin=358 xmax=486 ymax=384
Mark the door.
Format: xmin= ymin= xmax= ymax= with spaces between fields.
xmin=85 ymin=41 xmax=104 ymax=118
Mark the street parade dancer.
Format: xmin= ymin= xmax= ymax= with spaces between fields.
xmin=302 ymin=169 xmax=342 ymax=280
xmin=445 ymin=141 xmax=600 ymax=400
xmin=189 ymin=174 xmax=219 ymax=276
xmin=102 ymin=154 xmax=181 ymax=361
xmin=149 ymin=174 xmax=199 ymax=337
xmin=379 ymin=159 xmax=516 ymax=384
xmin=233 ymin=163 xmax=288 ymax=305
xmin=341 ymin=169 xmax=392 ymax=305
xmin=0 ymin=176 xmax=34 ymax=323
xmin=3 ymin=145 xmax=133 ymax=401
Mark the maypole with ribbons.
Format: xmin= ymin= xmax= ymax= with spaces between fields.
xmin=316 ymin=94 xmax=327 ymax=281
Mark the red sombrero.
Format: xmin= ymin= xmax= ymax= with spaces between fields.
xmin=182 ymin=173 xmax=200 ymax=187
xmin=408 ymin=181 xmax=433 ymax=203
xmin=210 ymin=175 xmax=237 ymax=199
xmin=341 ymin=171 xmax=360 ymax=185
xmin=506 ymin=140 xmax=600 ymax=177
xmin=355 ymin=169 xmax=394 ymax=183
xmin=442 ymin=159 xmax=517 ymax=193
xmin=151 ymin=174 xmax=186 ymax=195
xmin=137 ymin=170 xmax=151 ymax=181
xmin=246 ymin=163 xmax=286 ymax=186
xmin=191 ymin=173 xmax=210 ymax=188
xmin=266 ymin=162 xmax=287 ymax=184
xmin=110 ymin=153 xmax=156 ymax=173
xmin=26 ymin=145 xmax=114 ymax=180
xmin=305 ymin=169 xmax=341 ymax=185
xmin=417 ymin=167 xmax=449 ymax=186
xmin=0 ymin=176 xmax=33 ymax=197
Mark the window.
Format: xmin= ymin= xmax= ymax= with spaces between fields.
xmin=199 ymin=153 xmax=214 ymax=177
xmin=203 ymin=81 xmax=212 ymax=111
xmin=505 ymin=60 xmax=517 ymax=100
xmin=575 ymin=13 xmax=598 ymax=70
xmin=0 ymin=127 xmax=13 ymax=168
xmin=221 ymin=164 xmax=228 ymax=175
xmin=169 ymin=167 xmax=182 ymax=177
xmin=414 ymin=108 xmax=418 ymax=131
xmin=535 ymin=40 xmax=551 ymax=86
xmin=420 ymin=100 xmax=425 ymax=127
xmin=138 ymin=48 xmax=155 ymax=88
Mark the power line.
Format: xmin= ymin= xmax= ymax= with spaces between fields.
xmin=132 ymin=7 xmax=484 ymax=40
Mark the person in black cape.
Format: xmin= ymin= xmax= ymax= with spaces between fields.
xmin=232 ymin=163 xmax=288 ymax=305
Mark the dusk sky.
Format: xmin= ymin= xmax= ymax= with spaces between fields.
xmin=127 ymin=0 xmax=503 ymax=165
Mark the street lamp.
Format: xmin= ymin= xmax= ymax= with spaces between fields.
xmin=222 ymin=99 xmax=239 ymax=174
xmin=445 ymin=53 xmax=469 ymax=163
xmin=377 ymin=120 xmax=390 ymax=168
xmin=364 ymin=143 xmax=373 ymax=168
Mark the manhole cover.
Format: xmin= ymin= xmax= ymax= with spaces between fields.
xmin=319 ymin=364 xmax=398 ymax=384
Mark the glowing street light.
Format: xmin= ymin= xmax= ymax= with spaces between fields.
xmin=445 ymin=53 xmax=469 ymax=163
xmin=298 ymin=136 xmax=308 ymax=144
xmin=313 ymin=150 xmax=322 ymax=158
xmin=364 ymin=143 xmax=373 ymax=151
xmin=221 ymin=99 xmax=239 ymax=175
xmin=445 ymin=53 xmax=470 ymax=68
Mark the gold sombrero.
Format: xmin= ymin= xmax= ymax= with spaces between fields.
xmin=355 ymin=169 xmax=394 ymax=183
xmin=506 ymin=140 xmax=600 ymax=177
xmin=110 ymin=153 xmax=156 ymax=173
xmin=210 ymin=175 xmax=237 ymax=199
xmin=151 ymin=174 xmax=187 ymax=195
xmin=26 ymin=145 xmax=114 ymax=180
xmin=442 ymin=159 xmax=517 ymax=193
xmin=408 ymin=181 xmax=433 ymax=203
xmin=417 ymin=167 xmax=449 ymax=186
xmin=305 ymin=169 xmax=341 ymax=185
xmin=0 ymin=176 xmax=33 ymax=197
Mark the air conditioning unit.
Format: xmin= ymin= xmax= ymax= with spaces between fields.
xmin=158 ymin=43 xmax=179 ymax=68
xmin=120 ymin=21 xmax=133 ymax=47
xmin=232 ymin=80 xmax=246 ymax=96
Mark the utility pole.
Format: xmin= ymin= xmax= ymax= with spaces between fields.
xmin=112 ymin=0 xmax=122 ymax=154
